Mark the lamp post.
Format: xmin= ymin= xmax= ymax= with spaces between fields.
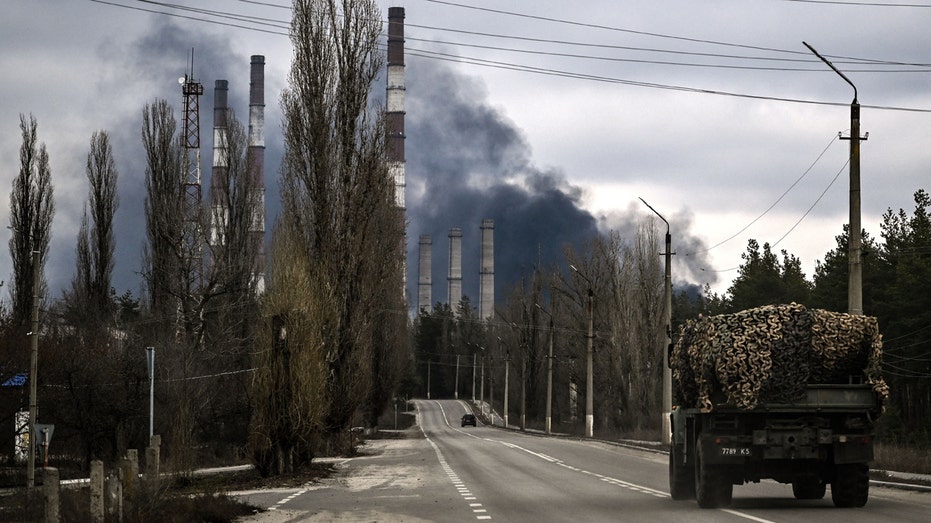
xmin=535 ymin=304 xmax=555 ymax=435
xmin=804 ymin=41 xmax=866 ymax=315
xmin=146 ymin=347 xmax=155 ymax=440
xmin=27 ymin=250 xmax=40 ymax=488
xmin=640 ymin=198 xmax=673 ymax=446
xmin=504 ymin=349 xmax=510 ymax=427
xmin=498 ymin=335 xmax=509 ymax=427
xmin=454 ymin=354 xmax=460 ymax=400
xmin=479 ymin=346 xmax=485 ymax=417
xmin=569 ymin=264 xmax=594 ymax=438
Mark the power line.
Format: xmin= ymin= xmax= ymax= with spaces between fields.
xmin=86 ymin=1 xmax=931 ymax=112
xmin=772 ymin=158 xmax=849 ymax=248
xmin=781 ymin=0 xmax=931 ymax=6
xmin=687 ymin=135 xmax=839 ymax=258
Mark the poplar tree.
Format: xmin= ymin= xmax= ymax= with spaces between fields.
xmin=9 ymin=113 xmax=54 ymax=328
xmin=252 ymin=0 xmax=406 ymax=472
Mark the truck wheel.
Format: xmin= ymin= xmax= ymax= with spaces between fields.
xmin=792 ymin=477 xmax=826 ymax=500
xmin=831 ymin=463 xmax=869 ymax=508
xmin=669 ymin=444 xmax=695 ymax=500
xmin=694 ymin=442 xmax=731 ymax=508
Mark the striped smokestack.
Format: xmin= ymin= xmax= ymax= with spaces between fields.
xmin=479 ymin=218 xmax=495 ymax=321
xmin=387 ymin=7 xmax=407 ymax=303
xmin=249 ymin=55 xmax=266 ymax=293
xmin=448 ymin=228 xmax=462 ymax=308
xmin=210 ymin=79 xmax=229 ymax=255
xmin=387 ymin=6 xmax=406 ymax=209
xmin=418 ymin=235 xmax=432 ymax=312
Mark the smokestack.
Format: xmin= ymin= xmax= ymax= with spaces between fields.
xmin=479 ymin=218 xmax=495 ymax=320
xmin=448 ymin=228 xmax=462 ymax=308
xmin=418 ymin=235 xmax=432 ymax=312
xmin=387 ymin=7 xmax=407 ymax=304
xmin=387 ymin=7 xmax=406 ymax=208
xmin=249 ymin=55 xmax=266 ymax=293
xmin=210 ymin=79 xmax=229 ymax=254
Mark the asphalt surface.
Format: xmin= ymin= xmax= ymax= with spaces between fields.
xmin=233 ymin=399 xmax=931 ymax=522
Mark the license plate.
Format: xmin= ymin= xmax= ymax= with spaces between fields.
xmin=720 ymin=447 xmax=751 ymax=457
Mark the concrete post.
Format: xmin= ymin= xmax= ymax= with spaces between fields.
xmin=106 ymin=472 xmax=123 ymax=522
xmin=126 ymin=449 xmax=139 ymax=490
xmin=146 ymin=435 xmax=161 ymax=479
xmin=90 ymin=460 xmax=104 ymax=522
xmin=43 ymin=467 xmax=59 ymax=523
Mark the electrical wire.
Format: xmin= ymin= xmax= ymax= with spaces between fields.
xmin=772 ymin=158 xmax=849 ymax=248
xmin=686 ymin=135 xmax=839 ymax=259
xmin=781 ymin=0 xmax=931 ymax=7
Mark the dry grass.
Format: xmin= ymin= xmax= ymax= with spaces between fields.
xmin=873 ymin=441 xmax=931 ymax=476
xmin=0 ymin=462 xmax=335 ymax=522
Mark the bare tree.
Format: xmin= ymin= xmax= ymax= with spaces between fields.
xmin=9 ymin=113 xmax=55 ymax=329
xmin=257 ymin=0 xmax=405 ymax=462
xmin=140 ymin=100 xmax=183 ymax=318
xmin=250 ymin=218 xmax=328 ymax=475
xmin=70 ymin=130 xmax=119 ymax=322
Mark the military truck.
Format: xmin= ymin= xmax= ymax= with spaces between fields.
xmin=667 ymin=303 xmax=887 ymax=508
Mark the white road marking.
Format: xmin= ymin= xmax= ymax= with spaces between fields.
xmin=267 ymin=489 xmax=307 ymax=511
xmin=422 ymin=402 xmax=494 ymax=520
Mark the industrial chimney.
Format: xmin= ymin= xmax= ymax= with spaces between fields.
xmin=387 ymin=7 xmax=408 ymax=304
xmin=418 ymin=235 xmax=432 ymax=312
xmin=448 ymin=228 xmax=463 ymax=308
xmin=209 ymin=79 xmax=229 ymax=255
xmin=479 ymin=218 xmax=495 ymax=321
xmin=249 ymin=55 xmax=266 ymax=293
xmin=387 ymin=7 xmax=406 ymax=209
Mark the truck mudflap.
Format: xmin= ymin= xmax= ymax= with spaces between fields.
xmin=833 ymin=435 xmax=874 ymax=464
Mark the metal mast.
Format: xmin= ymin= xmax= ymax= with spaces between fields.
xmin=180 ymin=50 xmax=205 ymax=291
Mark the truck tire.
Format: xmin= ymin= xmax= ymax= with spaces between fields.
xmin=792 ymin=477 xmax=826 ymax=500
xmin=831 ymin=463 xmax=869 ymax=508
xmin=669 ymin=444 xmax=695 ymax=500
xmin=694 ymin=441 xmax=733 ymax=508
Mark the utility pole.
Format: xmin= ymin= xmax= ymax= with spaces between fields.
xmin=454 ymin=354 xmax=460 ymax=400
xmin=584 ymin=288 xmax=594 ymax=438
xmin=804 ymin=42 xmax=866 ymax=315
xmin=536 ymin=304 xmax=555 ymax=435
xmin=26 ymin=250 xmax=40 ymax=488
xmin=147 ymin=347 xmax=155 ymax=440
xmin=472 ymin=353 xmax=476 ymax=402
xmin=570 ymin=264 xmax=595 ymax=438
xmin=504 ymin=350 xmax=510 ymax=427
xmin=640 ymin=198 xmax=674 ymax=446
xmin=480 ymin=349 xmax=485 ymax=416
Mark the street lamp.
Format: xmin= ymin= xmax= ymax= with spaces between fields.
xmin=146 ymin=347 xmax=155 ymax=440
xmin=804 ymin=41 xmax=866 ymax=315
xmin=569 ymin=264 xmax=594 ymax=438
xmin=535 ymin=303 xmax=555 ymax=435
xmin=27 ymin=250 xmax=40 ymax=488
xmin=497 ymin=336 xmax=509 ymax=428
xmin=640 ymin=197 xmax=673 ymax=446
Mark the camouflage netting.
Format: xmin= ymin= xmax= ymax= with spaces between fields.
xmin=671 ymin=303 xmax=888 ymax=411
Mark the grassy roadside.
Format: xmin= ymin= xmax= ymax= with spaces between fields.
xmin=0 ymin=462 xmax=337 ymax=523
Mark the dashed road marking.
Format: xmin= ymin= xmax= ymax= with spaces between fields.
xmin=422 ymin=402 xmax=493 ymax=520
xmin=267 ymin=489 xmax=307 ymax=511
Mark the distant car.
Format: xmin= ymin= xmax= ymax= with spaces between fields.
xmin=461 ymin=414 xmax=477 ymax=427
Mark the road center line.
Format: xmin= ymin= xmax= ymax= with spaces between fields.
xmin=420 ymin=402 xmax=494 ymax=521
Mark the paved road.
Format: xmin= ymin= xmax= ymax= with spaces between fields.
xmin=235 ymin=399 xmax=931 ymax=522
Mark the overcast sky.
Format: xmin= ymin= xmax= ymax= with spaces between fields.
xmin=2 ymin=0 xmax=930 ymax=309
